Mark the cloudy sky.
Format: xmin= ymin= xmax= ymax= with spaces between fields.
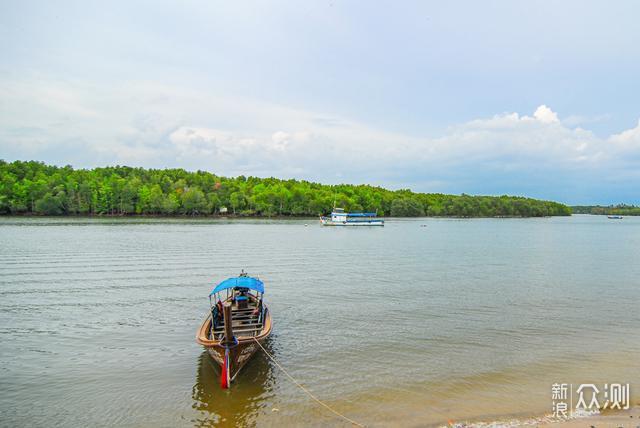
xmin=1 ymin=1 xmax=639 ymax=204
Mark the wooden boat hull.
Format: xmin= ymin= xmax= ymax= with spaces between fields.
xmin=196 ymin=307 xmax=272 ymax=383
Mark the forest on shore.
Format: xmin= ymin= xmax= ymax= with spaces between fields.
xmin=0 ymin=160 xmax=571 ymax=217
xmin=571 ymin=205 xmax=640 ymax=216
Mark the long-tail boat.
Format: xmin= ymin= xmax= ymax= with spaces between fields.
xmin=196 ymin=271 xmax=272 ymax=388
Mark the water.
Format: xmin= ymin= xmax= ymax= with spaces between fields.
xmin=1 ymin=215 xmax=639 ymax=427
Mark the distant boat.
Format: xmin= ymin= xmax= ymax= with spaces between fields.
xmin=608 ymin=215 xmax=623 ymax=219
xmin=320 ymin=207 xmax=384 ymax=226
xmin=196 ymin=271 xmax=272 ymax=388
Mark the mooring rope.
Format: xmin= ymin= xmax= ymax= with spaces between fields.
xmin=252 ymin=337 xmax=365 ymax=427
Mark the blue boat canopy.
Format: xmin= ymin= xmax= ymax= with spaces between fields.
xmin=210 ymin=276 xmax=264 ymax=296
xmin=345 ymin=212 xmax=377 ymax=217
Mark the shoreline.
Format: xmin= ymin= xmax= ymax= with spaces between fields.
xmin=542 ymin=407 xmax=640 ymax=428
xmin=0 ymin=213 xmax=573 ymax=219
xmin=443 ymin=406 xmax=640 ymax=428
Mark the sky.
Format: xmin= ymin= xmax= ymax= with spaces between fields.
xmin=1 ymin=1 xmax=639 ymax=205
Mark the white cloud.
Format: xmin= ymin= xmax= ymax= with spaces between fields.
xmin=609 ymin=119 xmax=640 ymax=147
xmin=270 ymin=131 xmax=291 ymax=152
xmin=271 ymin=131 xmax=290 ymax=144
xmin=533 ymin=104 xmax=559 ymax=123
xmin=1 ymin=76 xmax=640 ymax=201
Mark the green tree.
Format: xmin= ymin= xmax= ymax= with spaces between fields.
xmin=390 ymin=198 xmax=425 ymax=216
xmin=162 ymin=193 xmax=179 ymax=214
xmin=0 ymin=160 xmax=573 ymax=218
xmin=229 ymin=191 xmax=246 ymax=214
xmin=181 ymin=187 xmax=207 ymax=215
xmin=34 ymin=192 xmax=64 ymax=215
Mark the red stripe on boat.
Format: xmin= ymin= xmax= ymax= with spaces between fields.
xmin=221 ymin=350 xmax=229 ymax=389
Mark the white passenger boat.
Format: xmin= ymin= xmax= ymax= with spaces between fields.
xmin=320 ymin=208 xmax=384 ymax=226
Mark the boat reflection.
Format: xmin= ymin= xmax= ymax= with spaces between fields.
xmin=192 ymin=337 xmax=276 ymax=427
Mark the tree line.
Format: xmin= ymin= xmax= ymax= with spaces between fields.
xmin=0 ymin=160 xmax=571 ymax=217
xmin=571 ymin=205 xmax=640 ymax=216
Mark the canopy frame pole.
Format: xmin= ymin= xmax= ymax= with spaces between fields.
xmin=209 ymin=293 xmax=217 ymax=338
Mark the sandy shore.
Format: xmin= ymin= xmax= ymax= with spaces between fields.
xmin=443 ymin=406 xmax=640 ymax=428
xmin=542 ymin=406 xmax=640 ymax=428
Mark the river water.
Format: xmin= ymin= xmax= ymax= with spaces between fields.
xmin=1 ymin=215 xmax=639 ymax=427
